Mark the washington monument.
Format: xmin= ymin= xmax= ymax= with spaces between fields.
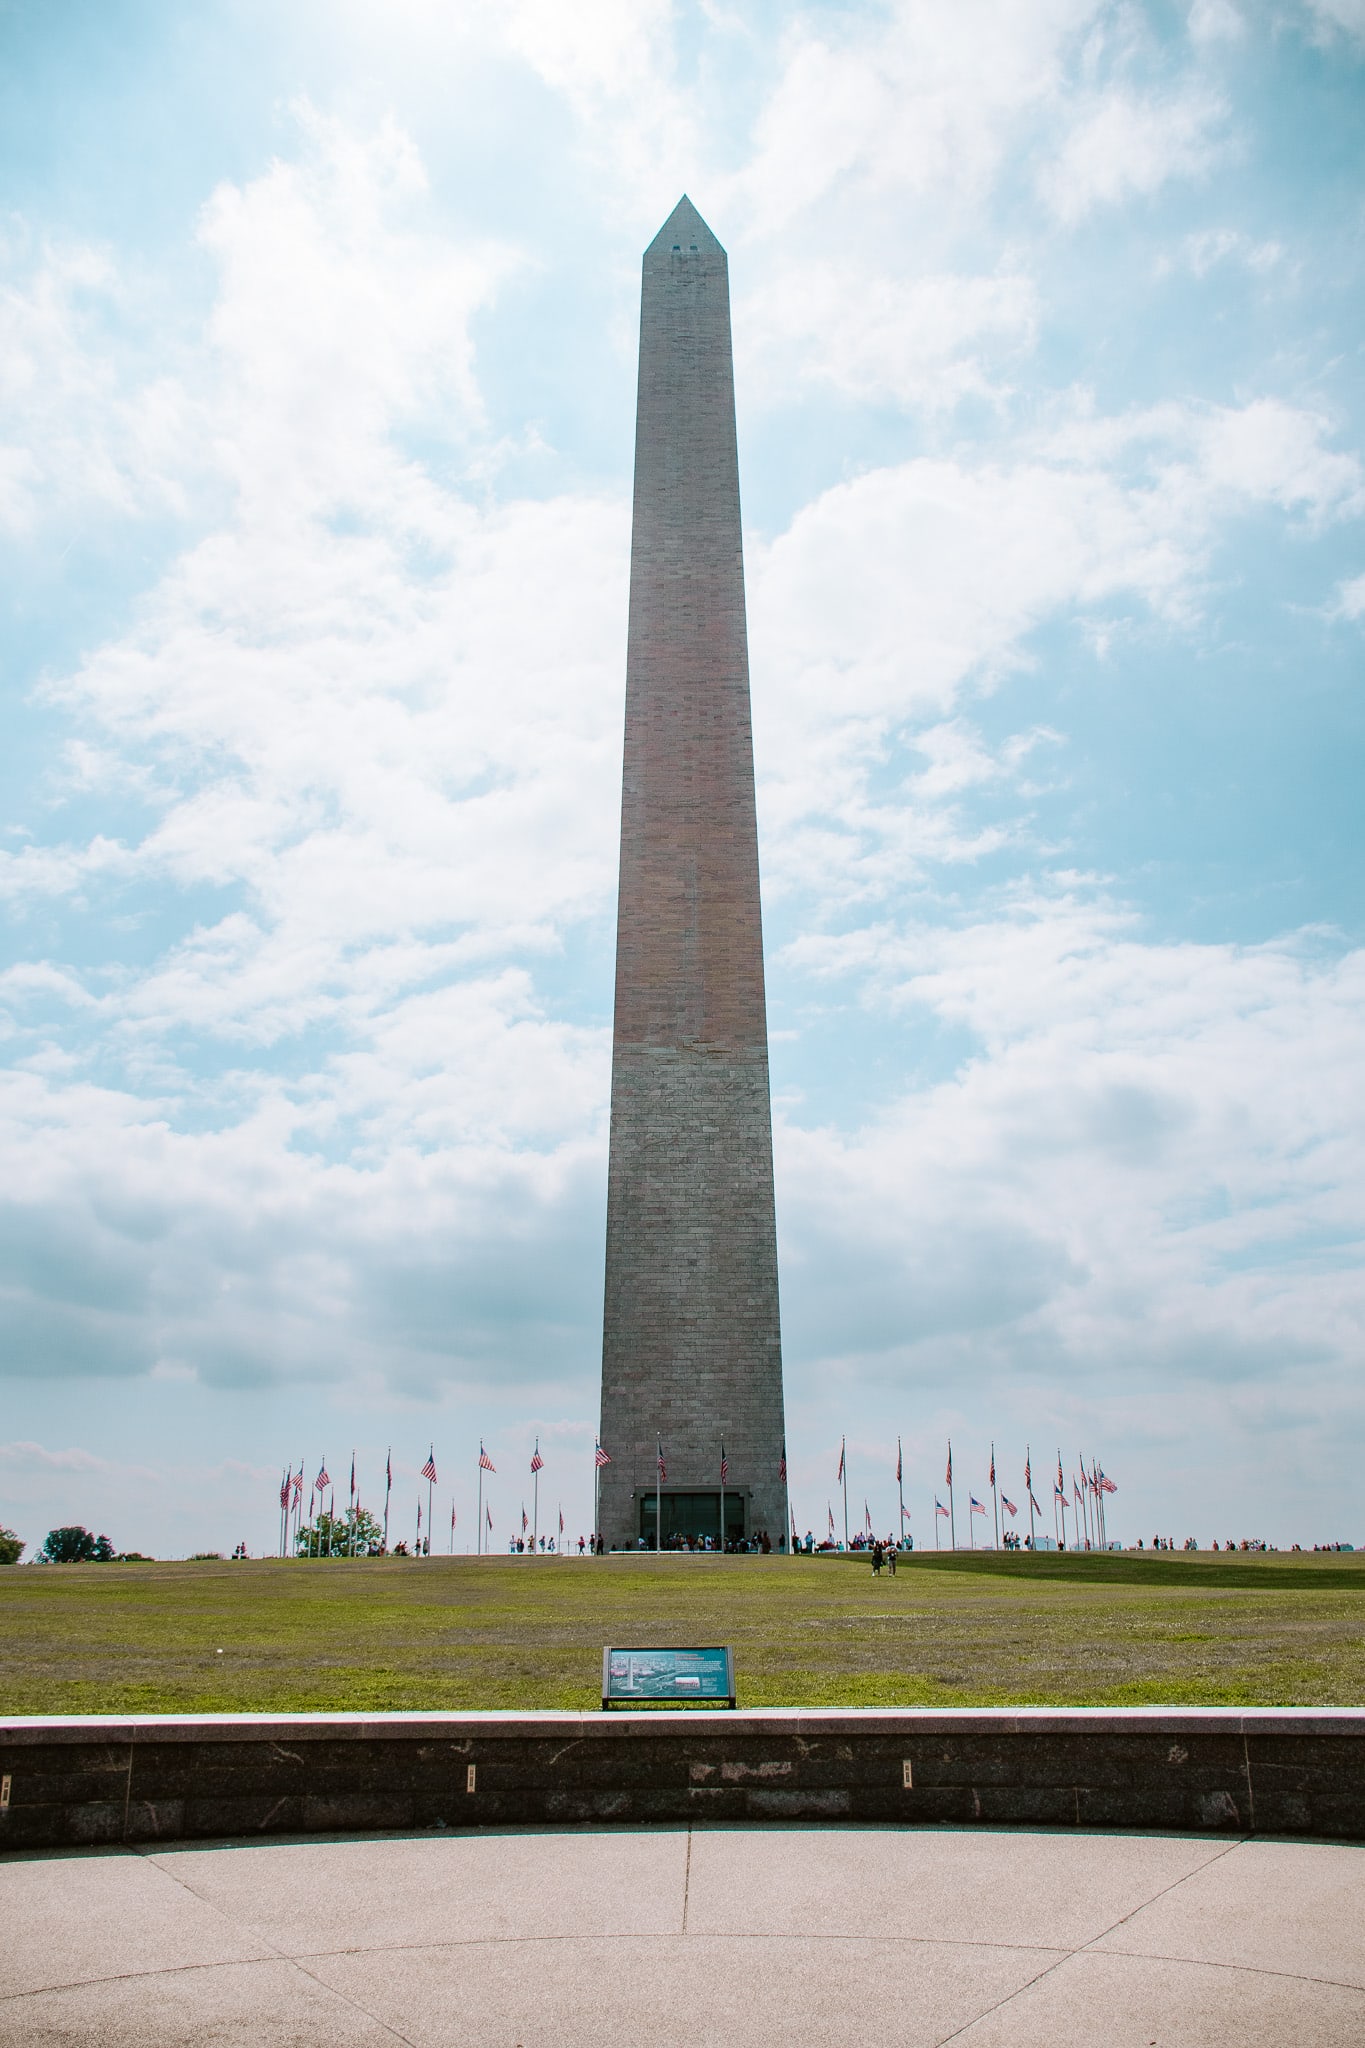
xmin=597 ymin=197 xmax=787 ymax=1551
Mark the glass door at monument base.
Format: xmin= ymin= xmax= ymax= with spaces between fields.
xmin=639 ymin=1491 xmax=746 ymax=1548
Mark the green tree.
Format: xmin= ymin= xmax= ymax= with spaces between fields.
xmin=0 ymin=1526 xmax=24 ymax=1565
xmin=295 ymin=1506 xmax=385 ymax=1558
xmin=39 ymin=1526 xmax=116 ymax=1563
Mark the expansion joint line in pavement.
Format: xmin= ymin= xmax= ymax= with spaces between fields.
xmin=286 ymin=1930 xmax=1074 ymax=1965
xmin=682 ymin=1825 xmax=693 ymax=1935
xmin=133 ymin=1845 xmax=421 ymax=2048
xmin=931 ymin=1834 xmax=1253 ymax=2048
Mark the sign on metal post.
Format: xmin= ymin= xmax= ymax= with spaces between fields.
xmin=602 ymin=1646 xmax=735 ymax=1710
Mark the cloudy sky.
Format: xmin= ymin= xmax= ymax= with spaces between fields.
xmin=2 ymin=0 xmax=1362 ymax=1558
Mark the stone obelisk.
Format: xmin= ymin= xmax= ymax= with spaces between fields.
xmin=597 ymin=196 xmax=786 ymax=1552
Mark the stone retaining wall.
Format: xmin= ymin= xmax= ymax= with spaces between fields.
xmin=2 ymin=1708 xmax=1361 ymax=1849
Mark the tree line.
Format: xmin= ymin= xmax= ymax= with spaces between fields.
xmin=0 ymin=1524 xmax=153 ymax=1564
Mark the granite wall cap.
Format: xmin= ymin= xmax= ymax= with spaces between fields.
xmin=3 ymin=1706 xmax=1363 ymax=1746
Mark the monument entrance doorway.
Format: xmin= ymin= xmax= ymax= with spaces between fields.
xmin=638 ymin=1490 xmax=747 ymax=1548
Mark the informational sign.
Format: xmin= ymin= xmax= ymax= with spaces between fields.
xmin=602 ymin=1646 xmax=735 ymax=1709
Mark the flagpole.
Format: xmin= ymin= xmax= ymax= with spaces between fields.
xmin=593 ymin=1444 xmax=600 ymax=1552
xmin=1026 ymin=1448 xmax=1035 ymax=1552
xmin=328 ymin=1487 xmax=335 ymax=1557
xmin=477 ymin=1455 xmax=483 ymax=1557
xmin=897 ymin=1437 xmax=905 ymax=1552
xmin=383 ymin=1449 xmax=391 ymax=1555
xmin=991 ymin=1442 xmax=999 ymax=1551
xmin=841 ymin=1437 xmax=849 ymax=1550
xmin=655 ymin=1435 xmax=662 ymax=1554
xmin=1096 ymin=1456 xmax=1107 ymax=1550
xmin=533 ymin=1442 xmax=539 ymax=1552
xmin=449 ymin=1499 xmax=455 ymax=1555
xmin=1078 ymin=1452 xmax=1090 ymax=1549
xmin=947 ymin=1440 xmax=956 ymax=1552
xmin=719 ymin=1441 xmax=725 ymax=1557
xmin=426 ymin=1445 xmax=434 ymax=1560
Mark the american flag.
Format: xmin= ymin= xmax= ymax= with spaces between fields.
xmin=350 ymin=1452 xmax=356 ymax=1497
xmin=779 ymin=1442 xmax=787 ymax=1482
xmin=901 ymin=1503 xmax=912 ymax=1521
xmin=1025 ymin=1452 xmax=1032 ymax=1489
xmin=486 ymin=1503 xmax=493 ymax=1528
xmin=1057 ymin=1455 xmax=1065 ymax=1493
xmin=720 ymin=1444 xmax=729 ymax=1483
xmin=1001 ymin=1494 xmax=1018 ymax=1518
xmin=1074 ymin=1479 xmax=1083 ymax=1505
xmin=594 ymin=1442 xmax=611 ymax=1467
xmin=864 ymin=1500 xmax=872 ymax=1532
xmin=1028 ymin=1489 xmax=1042 ymax=1513
xmin=945 ymin=1442 xmax=953 ymax=1486
xmin=530 ymin=1446 xmax=543 ymax=1475
xmin=895 ymin=1440 xmax=902 ymax=1483
xmin=836 ymin=1439 xmax=845 ymax=1483
xmin=291 ymin=1469 xmax=303 ymax=1507
xmin=970 ymin=1495 xmax=986 ymax=1515
xmin=935 ymin=1498 xmax=949 ymax=1518
xmin=1054 ymin=1482 xmax=1066 ymax=1502
xmin=656 ymin=1441 xmax=666 ymax=1481
xmin=559 ymin=1509 xmax=564 ymax=1534
xmin=522 ymin=1507 xmax=528 ymax=1531
xmin=989 ymin=1444 xmax=996 ymax=1486
xmin=479 ymin=1445 xmax=496 ymax=1473
xmin=450 ymin=1503 xmax=457 ymax=1530
xmin=1101 ymin=1472 xmax=1117 ymax=1494
xmin=278 ymin=1471 xmax=291 ymax=1510
xmin=316 ymin=1459 xmax=330 ymax=1491
xmin=385 ymin=1451 xmax=392 ymax=1492
xmin=421 ymin=1450 xmax=437 ymax=1483
xmin=827 ymin=1505 xmax=835 ymax=1537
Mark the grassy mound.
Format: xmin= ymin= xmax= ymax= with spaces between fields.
xmin=2 ymin=1547 xmax=1361 ymax=1716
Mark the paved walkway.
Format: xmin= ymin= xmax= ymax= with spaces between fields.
xmin=3 ymin=1825 xmax=1363 ymax=2045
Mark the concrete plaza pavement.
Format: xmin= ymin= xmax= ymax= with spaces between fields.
xmin=3 ymin=1825 xmax=1363 ymax=2046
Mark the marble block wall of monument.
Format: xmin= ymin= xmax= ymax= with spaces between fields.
xmin=597 ymin=196 xmax=787 ymax=1551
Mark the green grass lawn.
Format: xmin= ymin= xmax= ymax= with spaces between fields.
xmin=2 ymin=1549 xmax=1362 ymax=1716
